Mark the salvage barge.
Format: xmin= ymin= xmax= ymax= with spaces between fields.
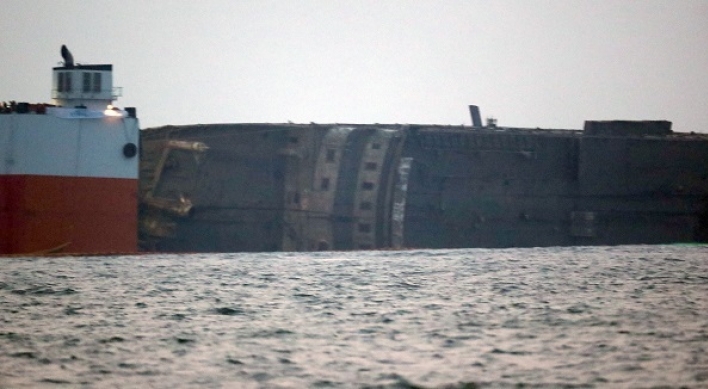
xmin=1 ymin=47 xmax=140 ymax=256
xmin=139 ymin=111 xmax=708 ymax=252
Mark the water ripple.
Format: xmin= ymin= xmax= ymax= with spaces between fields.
xmin=0 ymin=245 xmax=706 ymax=388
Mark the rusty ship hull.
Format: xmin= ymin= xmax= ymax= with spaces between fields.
xmin=139 ymin=120 xmax=708 ymax=252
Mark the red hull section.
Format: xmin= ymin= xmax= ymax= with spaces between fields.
xmin=0 ymin=175 xmax=137 ymax=255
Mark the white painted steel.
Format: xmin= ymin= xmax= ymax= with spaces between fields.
xmin=0 ymin=113 xmax=139 ymax=179
xmin=52 ymin=68 xmax=114 ymax=110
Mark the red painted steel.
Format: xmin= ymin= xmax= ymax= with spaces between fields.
xmin=0 ymin=175 xmax=137 ymax=255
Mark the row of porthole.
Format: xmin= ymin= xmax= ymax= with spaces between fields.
xmin=318 ymin=178 xmax=378 ymax=192
xmin=356 ymin=141 xmax=383 ymax=240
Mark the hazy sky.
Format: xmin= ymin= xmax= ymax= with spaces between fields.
xmin=2 ymin=1 xmax=707 ymax=132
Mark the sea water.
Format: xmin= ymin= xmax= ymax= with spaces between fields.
xmin=1 ymin=245 xmax=707 ymax=388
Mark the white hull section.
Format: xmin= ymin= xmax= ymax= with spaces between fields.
xmin=0 ymin=111 xmax=139 ymax=179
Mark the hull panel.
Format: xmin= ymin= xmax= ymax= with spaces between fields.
xmin=1 ymin=175 xmax=137 ymax=254
xmin=139 ymin=122 xmax=708 ymax=252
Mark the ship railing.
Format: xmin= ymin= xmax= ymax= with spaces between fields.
xmin=50 ymin=88 xmax=122 ymax=100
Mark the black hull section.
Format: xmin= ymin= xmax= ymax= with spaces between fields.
xmin=139 ymin=122 xmax=708 ymax=252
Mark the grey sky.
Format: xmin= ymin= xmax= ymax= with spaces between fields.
xmin=2 ymin=1 xmax=707 ymax=132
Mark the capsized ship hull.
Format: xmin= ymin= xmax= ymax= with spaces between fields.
xmin=139 ymin=120 xmax=708 ymax=252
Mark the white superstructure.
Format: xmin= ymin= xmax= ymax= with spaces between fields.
xmin=50 ymin=45 xmax=119 ymax=111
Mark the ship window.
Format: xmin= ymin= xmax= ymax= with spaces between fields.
xmin=82 ymin=72 xmax=91 ymax=92
xmin=289 ymin=136 xmax=299 ymax=144
xmin=358 ymin=223 xmax=371 ymax=233
xmin=371 ymin=143 xmax=381 ymax=150
xmin=320 ymin=177 xmax=330 ymax=191
xmin=361 ymin=182 xmax=374 ymax=190
xmin=93 ymin=73 xmax=102 ymax=93
xmin=288 ymin=191 xmax=300 ymax=205
xmin=364 ymin=162 xmax=377 ymax=171
xmin=65 ymin=72 xmax=72 ymax=92
xmin=58 ymin=72 xmax=72 ymax=92
xmin=326 ymin=149 xmax=336 ymax=162
xmin=57 ymin=72 xmax=65 ymax=92
xmin=359 ymin=201 xmax=373 ymax=210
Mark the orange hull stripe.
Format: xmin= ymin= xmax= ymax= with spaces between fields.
xmin=1 ymin=175 xmax=137 ymax=255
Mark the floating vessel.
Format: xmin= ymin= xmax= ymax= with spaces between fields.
xmin=4 ymin=48 xmax=708 ymax=255
xmin=1 ymin=46 xmax=140 ymax=255
xmin=139 ymin=110 xmax=708 ymax=252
